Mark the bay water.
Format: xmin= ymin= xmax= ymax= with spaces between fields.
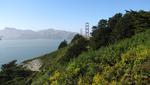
xmin=0 ymin=39 xmax=63 ymax=66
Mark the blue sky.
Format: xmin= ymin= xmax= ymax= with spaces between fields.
xmin=0 ymin=0 xmax=149 ymax=32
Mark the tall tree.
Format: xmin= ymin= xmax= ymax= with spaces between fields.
xmin=71 ymin=34 xmax=83 ymax=43
xmin=90 ymin=19 xmax=111 ymax=49
xmin=58 ymin=40 xmax=68 ymax=49
xmin=98 ymin=19 xmax=108 ymax=29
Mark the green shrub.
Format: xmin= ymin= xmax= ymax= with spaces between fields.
xmin=58 ymin=40 xmax=68 ymax=49
xmin=61 ymin=36 xmax=88 ymax=63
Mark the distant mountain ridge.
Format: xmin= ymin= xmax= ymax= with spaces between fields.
xmin=0 ymin=27 xmax=76 ymax=40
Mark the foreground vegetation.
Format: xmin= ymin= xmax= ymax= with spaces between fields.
xmin=0 ymin=60 xmax=33 ymax=85
xmin=32 ymin=29 xmax=150 ymax=85
xmin=0 ymin=10 xmax=150 ymax=85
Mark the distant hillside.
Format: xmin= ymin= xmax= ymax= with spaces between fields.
xmin=0 ymin=28 xmax=76 ymax=40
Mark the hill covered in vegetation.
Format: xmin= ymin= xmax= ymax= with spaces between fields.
xmin=0 ymin=10 xmax=150 ymax=85
xmin=31 ymin=28 xmax=150 ymax=85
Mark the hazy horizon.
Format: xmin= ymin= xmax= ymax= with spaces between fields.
xmin=0 ymin=27 xmax=76 ymax=32
xmin=0 ymin=0 xmax=150 ymax=32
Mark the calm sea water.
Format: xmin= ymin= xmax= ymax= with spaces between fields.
xmin=0 ymin=39 xmax=63 ymax=66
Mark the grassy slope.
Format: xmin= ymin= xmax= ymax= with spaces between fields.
xmin=31 ymin=29 xmax=150 ymax=85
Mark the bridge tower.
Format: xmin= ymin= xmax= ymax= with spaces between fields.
xmin=85 ymin=22 xmax=90 ymax=38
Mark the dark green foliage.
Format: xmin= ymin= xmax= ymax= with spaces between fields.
xmin=61 ymin=35 xmax=88 ymax=63
xmin=90 ymin=10 xmax=150 ymax=49
xmin=98 ymin=19 xmax=108 ymax=29
xmin=108 ymin=13 xmax=122 ymax=42
xmin=58 ymin=40 xmax=68 ymax=49
xmin=90 ymin=19 xmax=111 ymax=49
xmin=71 ymin=34 xmax=83 ymax=43
xmin=108 ymin=13 xmax=122 ymax=30
xmin=0 ymin=60 xmax=33 ymax=85
xmin=90 ymin=26 xmax=98 ymax=37
xmin=111 ymin=10 xmax=150 ymax=41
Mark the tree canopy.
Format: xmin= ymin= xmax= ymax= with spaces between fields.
xmin=90 ymin=10 xmax=150 ymax=49
xmin=58 ymin=40 xmax=68 ymax=49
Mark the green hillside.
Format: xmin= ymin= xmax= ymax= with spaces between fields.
xmin=0 ymin=10 xmax=150 ymax=85
xmin=31 ymin=29 xmax=150 ymax=85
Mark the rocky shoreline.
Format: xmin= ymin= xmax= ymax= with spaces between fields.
xmin=22 ymin=59 xmax=43 ymax=71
